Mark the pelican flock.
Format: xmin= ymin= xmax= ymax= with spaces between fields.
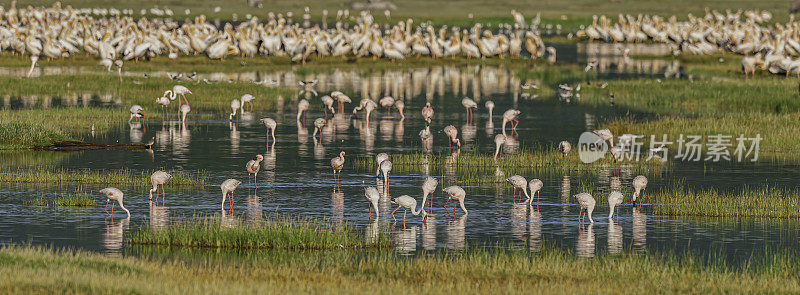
xmin=1 ymin=4 xmax=548 ymax=66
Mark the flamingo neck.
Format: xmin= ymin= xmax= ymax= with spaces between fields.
xmin=118 ymin=200 xmax=130 ymax=217
xmin=458 ymin=199 xmax=468 ymax=214
xmin=221 ymin=191 xmax=227 ymax=210
xmin=608 ymin=205 xmax=615 ymax=219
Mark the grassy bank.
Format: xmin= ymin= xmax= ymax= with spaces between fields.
xmin=652 ymin=185 xmax=800 ymax=218
xmin=0 ymin=168 xmax=206 ymax=187
xmin=128 ymin=215 xmax=389 ymax=249
xmin=1 ymin=244 xmax=799 ymax=293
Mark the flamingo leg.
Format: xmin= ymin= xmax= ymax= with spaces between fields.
xmin=104 ymin=200 xmax=110 ymax=215
xmin=111 ymin=203 xmax=115 ymax=215
xmin=369 ymin=203 xmax=372 ymax=219
xmin=266 ymin=129 xmax=270 ymax=146
xmin=443 ymin=198 xmax=450 ymax=214
xmin=392 ymin=206 xmax=399 ymax=221
xmin=254 ymin=172 xmax=258 ymax=188
xmin=403 ymin=209 xmax=406 ymax=227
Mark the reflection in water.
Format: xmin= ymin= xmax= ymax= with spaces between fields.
xmin=511 ymin=203 xmax=527 ymax=247
xmin=148 ymin=202 xmax=169 ymax=231
xmin=220 ymin=209 xmax=237 ymax=229
xmin=422 ymin=216 xmax=437 ymax=251
xmin=230 ymin=122 xmax=240 ymax=154
xmin=608 ymin=221 xmax=623 ymax=254
xmin=394 ymin=119 xmax=405 ymax=143
xmin=128 ymin=122 xmax=144 ymax=143
xmin=331 ymin=189 xmax=344 ymax=227
xmin=172 ymin=123 xmax=191 ymax=158
xmin=576 ymin=224 xmax=595 ymax=258
xmin=395 ymin=226 xmax=417 ymax=254
xmin=102 ymin=217 xmax=129 ymax=255
xmin=247 ymin=194 xmax=263 ymax=226
xmin=529 ymin=209 xmax=542 ymax=252
xmin=446 ymin=215 xmax=467 ymax=250
xmin=365 ymin=219 xmax=380 ymax=245
xmin=633 ymin=207 xmax=647 ymax=252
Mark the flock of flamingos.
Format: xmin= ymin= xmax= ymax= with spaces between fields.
xmin=107 ymin=84 xmax=651 ymax=227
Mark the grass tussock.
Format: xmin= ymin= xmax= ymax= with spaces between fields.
xmin=1 ymin=244 xmax=800 ymax=293
xmin=0 ymin=122 xmax=72 ymax=149
xmin=653 ymin=184 xmax=800 ymax=218
xmin=128 ymin=215 xmax=390 ymax=249
xmin=0 ymin=168 xmax=205 ymax=187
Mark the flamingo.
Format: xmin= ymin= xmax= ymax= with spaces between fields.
xmin=331 ymin=151 xmax=345 ymax=185
xmin=593 ymin=129 xmax=614 ymax=149
xmin=375 ymin=153 xmax=389 ymax=178
xmin=297 ymin=99 xmax=309 ymax=121
xmin=526 ymin=178 xmax=543 ymax=206
xmin=575 ymin=192 xmax=596 ymax=225
xmin=558 ymin=141 xmax=571 ymax=167
xmin=485 ymin=100 xmax=494 ymax=118
xmin=421 ymin=102 xmax=434 ymax=126
xmin=391 ymin=195 xmax=427 ymax=226
xmin=461 ymin=97 xmax=478 ymax=121
xmin=321 ymin=95 xmax=336 ymax=118
xmin=260 ymin=118 xmax=277 ymax=146
xmin=148 ymin=171 xmax=172 ymax=205
xmin=632 ymin=175 xmax=648 ymax=204
xmin=246 ymin=154 xmax=263 ymax=188
xmin=180 ymin=104 xmax=191 ymax=124
xmin=129 ymin=105 xmax=145 ymax=122
xmin=608 ymin=191 xmax=623 ymax=220
xmin=493 ymin=134 xmax=506 ymax=160
xmin=394 ymin=100 xmax=405 ymax=119
xmin=421 ymin=176 xmax=438 ymax=214
xmin=240 ymin=94 xmax=255 ymax=112
xmin=333 ymin=92 xmax=351 ymax=113
xmin=506 ymin=175 xmax=529 ymax=203
xmin=313 ymin=118 xmax=326 ymax=140
xmin=156 ymin=92 xmax=170 ymax=119
xmin=229 ymin=99 xmax=240 ymax=121
xmin=172 ymin=85 xmax=192 ymax=107
xmin=379 ymin=159 xmax=392 ymax=192
xmin=444 ymin=125 xmax=461 ymax=149
xmin=365 ymin=186 xmax=381 ymax=219
xmin=220 ymin=179 xmax=241 ymax=211
xmin=443 ymin=185 xmax=468 ymax=215
xmin=379 ymin=96 xmax=395 ymax=115
xmin=115 ymin=60 xmax=123 ymax=80
xmin=501 ymin=109 xmax=521 ymax=136
xmin=100 ymin=187 xmax=130 ymax=218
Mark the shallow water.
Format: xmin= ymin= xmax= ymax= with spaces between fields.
xmin=1 ymin=47 xmax=798 ymax=259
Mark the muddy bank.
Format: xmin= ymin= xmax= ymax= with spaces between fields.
xmin=34 ymin=141 xmax=148 ymax=151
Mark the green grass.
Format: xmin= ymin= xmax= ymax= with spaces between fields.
xmin=1 ymin=244 xmax=800 ymax=293
xmin=52 ymin=192 xmax=95 ymax=207
xmin=0 ymin=168 xmax=205 ymax=187
xmin=128 ymin=215 xmax=390 ymax=249
xmin=22 ymin=189 xmax=95 ymax=207
xmin=0 ymin=122 xmax=72 ymax=149
xmin=652 ymin=184 xmax=800 ymax=218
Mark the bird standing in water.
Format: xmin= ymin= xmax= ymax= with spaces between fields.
xmin=443 ymin=185 xmax=468 ymax=216
xmin=220 ymin=179 xmax=241 ymax=211
xmin=331 ymin=151 xmax=346 ymax=186
xmin=260 ymin=118 xmax=277 ymax=147
xmin=149 ymin=171 xmax=172 ymax=205
xmin=444 ymin=125 xmax=461 ymax=149
xmin=632 ymin=175 xmax=648 ymax=205
xmin=365 ymin=186 xmax=381 ymax=220
xmin=391 ymin=195 xmax=427 ymax=226
xmin=246 ymin=155 xmax=264 ymax=189
xmin=501 ymin=109 xmax=521 ymax=136
xmin=100 ymin=187 xmax=130 ymax=218
xmin=575 ymin=192 xmax=595 ymax=226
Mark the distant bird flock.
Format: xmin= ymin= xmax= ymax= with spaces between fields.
xmin=0 ymin=2 xmax=549 ymax=67
xmin=575 ymin=9 xmax=800 ymax=77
